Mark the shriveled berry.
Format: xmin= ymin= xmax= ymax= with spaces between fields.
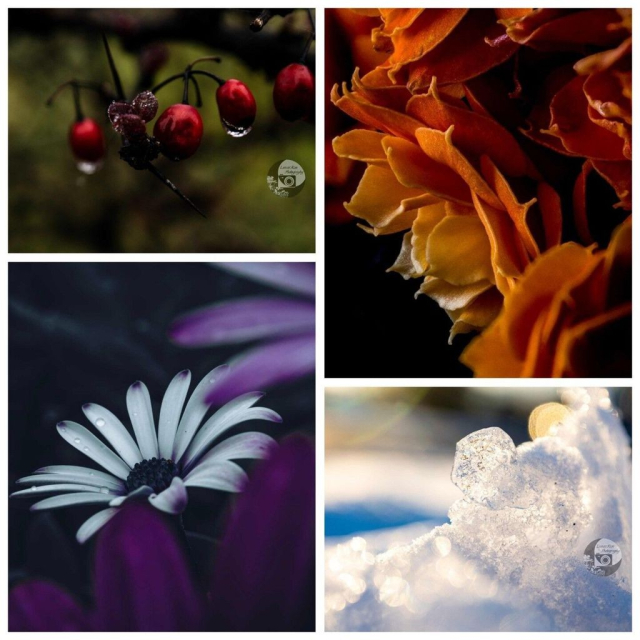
xmin=273 ymin=63 xmax=314 ymax=122
xmin=108 ymin=101 xmax=135 ymax=127
xmin=69 ymin=118 xmax=106 ymax=162
xmin=132 ymin=90 xmax=158 ymax=122
xmin=216 ymin=79 xmax=256 ymax=137
xmin=114 ymin=113 xmax=147 ymax=139
xmin=153 ymin=104 xmax=203 ymax=160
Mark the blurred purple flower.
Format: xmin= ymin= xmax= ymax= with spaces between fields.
xmin=169 ymin=263 xmax=315 ymax=406
xmin=9 ymin=436 xmax=315 ymax=632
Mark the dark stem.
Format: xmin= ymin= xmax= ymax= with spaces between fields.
xmin=181 ymin=71 xmax=190 ymax=105
xmin=306 ymin=8 xmax=316 ymax=35
xmin=190 ymin=69 xmax=225 ymax=87
xmin=45 ymin=80 xmax=106 ymax=107
xmin=71 ymin=84 xmax=83 ymax=121
xmin=145 ymin=162 xmax=206 ymax=218
xmin=102 ymin=32 xmax=125 ymax=100
xmin=190 ymin=75 xmax=203 ymax=108
xmin=151 ymin=72 xmax=184 ymax=94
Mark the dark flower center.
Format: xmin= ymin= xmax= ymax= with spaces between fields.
xmin=125 ymin=457 xmax=179 ymax=493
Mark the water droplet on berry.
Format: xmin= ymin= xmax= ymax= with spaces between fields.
xmin=221 ymin=118 xmax=252 ymax=138
xmin=96 ymin=418 xmax=106 ymax=428
xmin=76 ymin=160 xmax=102 ymax=175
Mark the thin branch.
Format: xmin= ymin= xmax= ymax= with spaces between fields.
xmin=145 ymin=162 xmax=206 ymax=218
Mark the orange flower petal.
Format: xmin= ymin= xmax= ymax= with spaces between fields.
xmin=410 ymin=203 xmax=448 ymax=273
xmin=381 ymin=9 xmax=468 ymax=81
xmin=344 ymin=164 xmax=432 ymax=234
xmin=407 ymin=79 xmax=532 ymax=177
xmin=414 ymin=126 xmax=504 ymax=210
xmin=332 ymin=130 xmax=388 ymax=165
xmin=404 ymin=10 xmax=519 ymax=91
xmin=546 ymin=76 xmax=626 ymax=160
xmin=331 ymin=82 xmax=421 ymax=140
xmin=382 ymin=135 xmax=473 ymax=205
xmin=553 ymin=303 xmax=631 ymax=377
xmin=572 ymin=161 xmax=595 ymax=244
xmin=502 ymin=9 xmax=626 ymax=51
xmin=426 ymin=215 xmax=494 ymax=286
xmin=460 ymin=319 xmax=521 ymax=377
xmin=419 ymin=276 xmax=493 ymax=312
xmin=471 ymin=192 xmax=528 ymax=291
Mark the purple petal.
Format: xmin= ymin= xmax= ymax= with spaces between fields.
xmin=209 ymin=435 xmax=315 ymax=631
xmin=93 ymin=503 xmax=204 ymax=631
xmin=9 ymin=580 xmax=89 ymax=631
xmin=169 ymin=297 xmax=314 ymax=347
xmin=216 ymin=262 xmax=315 ymax=297
xmin=206 ymin=334 xmax=315 ymax=406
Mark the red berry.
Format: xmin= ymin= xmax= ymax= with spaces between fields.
xmin=69 ymin=118 xmax=105 ymax=162
xmin=132 ymin=90 xmax=158 ymax=123
xmin=273 ymin=63 xmax=314 ymax=122
xmin=153 ymin=104 xmax=203 ymax=160
xmin=216 ymin=79 xmax=256 ymax=136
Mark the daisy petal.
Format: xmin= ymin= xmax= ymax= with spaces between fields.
xmin=148 ymin=477 xmax=188 ymax=515
xmin=216 ymin=262 xmax=315 ymax=297
xmin=182 ymin=392 xmax=281 ymax=470
xmin=12 ymin=484 xmax=116 ymax=498
xmin=191 ymin=433 xmax=276 ymax=470
xmin=82 ymin=403 xmax=142 ymax=468
xmin=21 ymin=466 xmax=124 ymax=491
xmin=30 ymin=492 xmax=115 ymax=511
xmin=126 ymin=382 xmax=159 ymax=460
xmin=76 ymin=508 xmax=120 ymax=544
xmin=171 ymin=365 xmax=229 ymax=462
xmin=169 ymin=298 xmax=315 ymax=347
xmin=109 ymin=486 xmax=153 ymax=507
xmin=206 ymin=335 xmax=315 ymax=406
xmin=184 ymin=461 xmax=248 ymax=493
xmin=158 ymin=370 xmax=191 ymax=460
xmin=56 ymin=422 xmax=131 ymax=479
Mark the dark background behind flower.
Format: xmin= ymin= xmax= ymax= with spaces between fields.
xmin=9 ymin=262 xmax=315 ymax=626
xmin=9 ymin=8 xmax=315 ymax=253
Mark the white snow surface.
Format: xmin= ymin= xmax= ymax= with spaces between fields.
xmin=325 ymin=389 xmax=632 ymax=631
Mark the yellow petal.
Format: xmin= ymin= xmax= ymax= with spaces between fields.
xmin=426 ymin=215 xmax=494 ymax=286
xmin=332 ymin=130 xmax=388 ymax=166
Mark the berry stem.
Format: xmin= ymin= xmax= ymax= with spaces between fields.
xmin=187 ymin=56 xmax=222 ymax=69
xmin=300 ymin=10 xmax=315 ymax=63
xmin=181 ymin=71 xmax=190 ymax=105
xmin=71 ymin=83 xmax=84 ymax=121
xmin=190 ymin=75 xmax=203 ymax=108
xmin=145 ymin=162 xmax=206 ymax=218
xmin=45 ymin=80 xmax=106 ymax=108
xmin=190 ymin=69 xmax=225 ymax=87
xmin=102 ymin=33 xmax=125 ymax=100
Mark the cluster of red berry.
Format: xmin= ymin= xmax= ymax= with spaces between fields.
xmin=52 ymin=16 xmax=314 ymax=215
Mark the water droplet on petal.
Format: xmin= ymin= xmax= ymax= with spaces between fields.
xmin=30 ymin=486 xmax=37 ymax=491
xmin=95 ymin=418 xmax=106 ymax=428
xmin=76 ymin=160 xmax=103 ymax=175
xmin=89 ymin=472 xmax=95 ymax=476
xmin=221 ymin=118 xmax=252 ymax=138
xmin=100 ymin=487 xmax=109 ymax=494
xmin=83 ymin=447 xmax=89 ymax=452
xmin=74 ymin=438 xmax=81 ymax=444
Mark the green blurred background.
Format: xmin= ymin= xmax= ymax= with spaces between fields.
xmin=9 ymin=9 xmax=315 ymax=253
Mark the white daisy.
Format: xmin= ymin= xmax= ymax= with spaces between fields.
xmin=11 ymin=366 xmax=281 ymax=543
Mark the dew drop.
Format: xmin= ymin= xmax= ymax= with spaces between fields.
xmin=95 ymin=418 xmax=106 ymax=428
xmin=221 ymin=118 xmax=252 ymax=138
xmin=89 ymin=472 xmax=95 ymax=476
xmin=100 ymin=487 xmax=109 ymax=494
xmin=74 ymin=438 xmax=81 ymax=444
xmin=83 ymin=447 xmax=89 ymax=452
xmin=76 ymin=160 xmax=103 ymax=175
xmin=30 ymin=486 xmax=37 ymax=491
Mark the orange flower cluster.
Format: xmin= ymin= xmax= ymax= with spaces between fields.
xmin=329 ymin=8 xmax=632 ymax=377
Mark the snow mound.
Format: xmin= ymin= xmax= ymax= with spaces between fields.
xmin=326 ymin=389 xmax=631 ymax=631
